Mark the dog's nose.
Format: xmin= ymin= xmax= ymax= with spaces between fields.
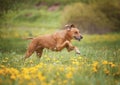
xmin=80 ymin=36 xmax=83 ymax=39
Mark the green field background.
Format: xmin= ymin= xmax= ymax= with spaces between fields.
xmin=0 ymin=0 xmax=120 ymax=85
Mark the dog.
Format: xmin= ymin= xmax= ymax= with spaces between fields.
xmin=24 ymin=24 xmax=83 ymax=60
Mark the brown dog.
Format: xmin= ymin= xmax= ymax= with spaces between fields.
xmin=24 ymin=24 xmax=83 ymax=60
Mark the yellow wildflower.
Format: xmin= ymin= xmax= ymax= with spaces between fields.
xmin=92 ymin=61 xmax=99 ymax=69
xmin=10 ymin=68 xmax=19 ymax=75
xmin=92 ymin=61 xmax=98 ymax=66
xmin=109 ymin=62 xmax=116 ymax=68
xmin=102 ymin=60 xmax=108 ymax=65
xmin=78 ymin=56 xmax=82 ymax=60
xmin=10 ymin=75 xmax=16 ymax=80
xmin=59 ymin=67 xmax=64 ymax=71
xmin=38 ymin=73 xmax=46 ymax=81
xmin=92 ymin=61 xmax=99 ymax=72
xmin=66 ymin=67 xmax=75 ymax=72
xmin=46 ymin=57 xmax=50 ymax=61
xmin=24 ymin=75 xmax=31 ymax=80
xmin=72 ymin=61 xmax=79 ymax=65
xmin=0 ymin=70 xmax=4 ymax=75
xmin=104 ymin=69 xmax=110 ymax=75
xmin=66 ymin=72 xmax=73 ymax=79
xmin=92 ymin=67 xmax=97 ymax=72
xmin=111 ymin=64 xmax=116 ymax=68
xmin=38 ymin=62 xmax=44 ymax=68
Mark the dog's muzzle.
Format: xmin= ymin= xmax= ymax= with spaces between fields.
xmin=74 ymin=36 xmax=83 ymax=41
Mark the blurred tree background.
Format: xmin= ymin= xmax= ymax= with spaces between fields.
xmin=0 ymin=0 xmax=120 ymax=34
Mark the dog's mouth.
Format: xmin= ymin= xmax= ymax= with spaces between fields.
xmin=74 ymin=36 xmax=83 ymax=41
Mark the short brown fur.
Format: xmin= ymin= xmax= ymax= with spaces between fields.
xmin=24 ymin=24 xmax=83 ymax=60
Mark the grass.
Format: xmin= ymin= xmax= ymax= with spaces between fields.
xmin=0 ymin=4 xmax=120 ymax=85
xmin=4 ymin=8 xmax=61 ymax=29
xmin=0 ymin=32 xmax=120 ymax=85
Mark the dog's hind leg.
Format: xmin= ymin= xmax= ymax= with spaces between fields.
xmin=35 ymin=48 xmax=43 ymax=58
xmin=25 ymin=50 xmax=34 ymax=60
xmin=24 ymin=42 xmax=37 ymax=60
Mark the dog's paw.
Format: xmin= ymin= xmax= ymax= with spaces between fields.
xmin=76 ymin=50 xmax=81 ymax=54
xmin=76 ymin=52 xmax=80 ymax=55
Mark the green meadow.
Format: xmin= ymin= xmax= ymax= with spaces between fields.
xmin=0 ymin=0 xmax=120 ymax=85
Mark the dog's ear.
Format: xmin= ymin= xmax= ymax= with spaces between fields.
xmin=65 ymin=25 xmax=70 ymax=28
xmin=65 ymin=24 xmax=75 ymax=30
xmin=70 ymin=24 xmax=75 ymax=28
xmin=65 ymin=25 xmax=71 ymax=30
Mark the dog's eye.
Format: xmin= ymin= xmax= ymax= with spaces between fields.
xmin=75 ymin=32 xmax=78 ymax=34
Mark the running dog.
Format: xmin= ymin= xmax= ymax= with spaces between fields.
xmin=24 ymin=24 xmax=83 ymax=60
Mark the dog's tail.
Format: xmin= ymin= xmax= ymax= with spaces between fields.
xmin=23 ymin=37 xmax=33 ymax=40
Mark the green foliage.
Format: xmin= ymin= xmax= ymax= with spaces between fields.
xmin=92 ymin=0 xmax=120 ymax=31
xmin=4 ymin=9 xmax=61 ymax=28
xmin=61 ymin=0 xmax=120 ymax=33
xmin=1 ymin=0 xmax=90 ymax=28
xmin=0 ymin=0 xmax=90 ymax=17
xmin=1 ymin=0 xmax=120 ymax=33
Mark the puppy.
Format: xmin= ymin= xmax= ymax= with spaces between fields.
xmin=24 ymin=24 xmax=83 ymax=60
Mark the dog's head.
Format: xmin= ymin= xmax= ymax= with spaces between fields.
xmin=65 ymin=24 xmax=83 ymax=41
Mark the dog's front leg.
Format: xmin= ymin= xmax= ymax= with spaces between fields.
xmin=55 ymin=40 xmax=72 ymax=51
xmin=66 ymin=45 xmax=80 ymax=54
xmin=64 ymin=42 xmax=80 ymax=54
xmin=55 ymin=40 xmax=80 ymax=54
xmin=74 ymin=47 xmax=80 ymax=54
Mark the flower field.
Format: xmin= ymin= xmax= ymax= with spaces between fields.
xmin=0 ymin=32 xmax=120 ymax=85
